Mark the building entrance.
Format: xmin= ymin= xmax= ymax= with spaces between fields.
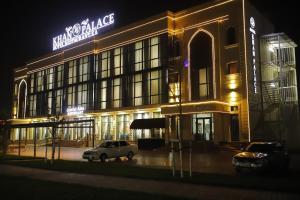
xmin=193 ymin=114 xmax=213 ymax=141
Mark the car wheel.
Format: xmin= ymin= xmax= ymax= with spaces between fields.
xmin=100 ymin=154 xmax=107 ymax=162
xmin=127 ymin=151 xmax=134 ymax=160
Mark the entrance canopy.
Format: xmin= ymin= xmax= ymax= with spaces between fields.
xmin=130 ymin=118 xmax=165 ymax=129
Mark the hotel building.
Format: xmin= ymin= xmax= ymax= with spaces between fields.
xmin=9 ymin=0 xmax=300 ymax=149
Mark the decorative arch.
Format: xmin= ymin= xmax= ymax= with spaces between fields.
xmin=17 ymin=79 xmax=28 ymax=118
xmin=187 ymin=29 xmax=216 ymax=100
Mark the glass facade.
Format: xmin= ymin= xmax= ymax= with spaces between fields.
xmin=15 ymin=34 xmax=168 ymax=142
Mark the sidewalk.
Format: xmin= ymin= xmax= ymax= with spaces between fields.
xmin=0 ymin=164 xmax=299 ymax=200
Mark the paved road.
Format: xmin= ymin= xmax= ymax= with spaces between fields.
xmin=0 ymin=164 xmax=299 ymax=200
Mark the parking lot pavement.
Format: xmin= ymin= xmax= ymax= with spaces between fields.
xmin=7 ymin=145 xmax=236 ymax=174
xmin=7 ymin=145 xmax=300 ymax=174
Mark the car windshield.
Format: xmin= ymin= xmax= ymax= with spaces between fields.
xmin=246 ymin=143 xmax=282 ymax=153
xmin=98 ymin=142 xmax=113 ymax=148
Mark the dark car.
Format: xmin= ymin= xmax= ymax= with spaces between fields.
xmin=232 ymin=142 xmax=289 ymax=173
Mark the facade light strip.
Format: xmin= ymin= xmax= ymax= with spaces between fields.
xmin=15 ymin=68 xmax=28 ymax=73
xmin=161 ymin=101 xmax=230 ymax=108
xmin=175 ymin=0 xmax=234 ymax=20
xmin=242 ymin=0 xmax=251 ymax=142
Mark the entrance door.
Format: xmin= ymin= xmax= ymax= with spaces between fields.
xmin=195 ymin=117 xmax=212 ymax=141
xmin=230 ymin=115 xmax=239 ymax=141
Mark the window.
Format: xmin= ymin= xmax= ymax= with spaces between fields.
xmin=55 ymin=89 xmax=62 ymax=114
xmin=29 ymin=95 xmax=36 ymax=116
xmin=114 ymin=48 xmax=123 ymax=76
xmin=79 ymin=56 xmax=89 ymax=82
xmin=199 ymin=68 xmax=209 ymax=98
xmin=100 ymin=80 xmax=107 ymax=109
xmin=150 ymin=37 xmax=159 ymax=68
xmin=133 ymin=74 xmax=142 ymax=106
xmin=101 ymin=51 xmax=110 ymax=78
xmin=95 ymin=55 xmax=99 ymax=79
xmin=190 ymin=31 xmax=213 ymax=100
xmin=56 ymin=65 xmax=64 ymax=88
xmin=169 ymin=82 xmax=180 ymax=103
xmin=77 ymin=84 xmax=88 ymax=109
xmin=227 ymin=62 xmax=238 ymax=74
xmin=68 ymin=60 xmax=77 ymax=85
xmin=46 ymin=68 xmax=54 ymax=90
xmin=116 ymin=115 xmax=130 ymax=140
xmin=148 ymin=70 xmax=161 ymax=104
xmin=227 ymin=27 xmax=236 ymax=45
xmin=47 ymin=91 xmax=52 ymax=115
xmin=101 ymin=116 xmax=113 ymax=140
xmin=37 ymin=71 xmax=44 ymax=92
xmin=29 ymin=74 xmax=35 ymax=93
xmin=113 ymin=78 xmax=122 ymax=108
xmin=135 ymin=41 xmax=144 ymax=71
xmin=67 ymin=86 xmax=76 ymax=108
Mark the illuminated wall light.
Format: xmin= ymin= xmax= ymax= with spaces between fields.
xmin=229 ymin=83 xmax=237 ymax=90
xmin=229 ymin=92 xmax=239 ymax=105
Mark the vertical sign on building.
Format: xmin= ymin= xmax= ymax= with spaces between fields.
xmin=249 ymin=17 xmax=257 ymax=94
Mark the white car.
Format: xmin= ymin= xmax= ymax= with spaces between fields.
xmin=82 ymin=140 xmax=138 ymax=162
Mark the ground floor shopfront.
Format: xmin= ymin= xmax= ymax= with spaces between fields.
xmin=9 ymin=101 xmax=239 ymax=145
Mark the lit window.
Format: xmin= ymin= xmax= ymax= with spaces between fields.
xmin=78 ymin=84 xmax=88 ymax=109
xmin=37 ymin=71 xmax=44 ymax=92
xmin=114 ymin=48 xmax=123 ymax=76
xmin=148 ymin=70 xmax=160 ymax=104
xmin=100 ymin=80 xmax=107 ymax=109
xmin=47 ymin=91 xmax=52 ymax=115
xmin=199 ymin=68 xmax=209 ymax=98
xmin=79 ymin=56 xmax=89 ymax=82
xmin=56 ymin=65 xmax=64 ymax=88
xmin=135 ymin=41 xmax=144 ymax=71
xmin=67 ymin=86 xmax=76 ymax=108
xmin=55 ymin=89 xmax=62 ymax=114
xmin=169 ymin=82 xmax=180 ymax=103
xmin=133 ymin=74 xmax=142 ymax=106
xmin=68 ymin=60 xmax=77 ymax=85
xmin=113 ymin=78 xmax=122 ymax=108
xmin=101 ymin=51 xmax=110 ymax=78
xmin=150 ymin=37 xmax=159 ymax=68
xmin=46 ymin=68 xmax=54 ymax=90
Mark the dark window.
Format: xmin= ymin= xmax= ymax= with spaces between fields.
xmin=227 ymin=62 xmax=238 ymax=74
xmin=227 ymin=27 xmax=236 ymax=45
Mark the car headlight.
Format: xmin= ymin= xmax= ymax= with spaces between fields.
xmin=255 ymin=153 xmax=268 ymax=158
xmin=232 ymin=157 xmax=237 ymax=164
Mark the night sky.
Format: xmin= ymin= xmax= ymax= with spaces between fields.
xmin=0 ymin=0 xmax=299 ymax=119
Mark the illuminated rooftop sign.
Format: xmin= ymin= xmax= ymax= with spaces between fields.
xmin=67 ymin=107 xmax=85 ymax=116
xmin=53 ymin=13 xmax=114 ymax=51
